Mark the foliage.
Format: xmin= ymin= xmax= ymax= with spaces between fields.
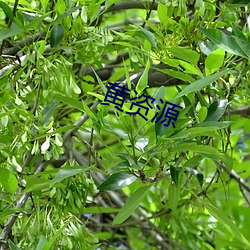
xmin=0 ymin=0 xmax=250 ymax=249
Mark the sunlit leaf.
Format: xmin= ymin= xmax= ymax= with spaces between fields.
xmin=98 ymin=172 xmax=137 ymax=191
xmin=0 ymin=168 xmax=18 ymax=194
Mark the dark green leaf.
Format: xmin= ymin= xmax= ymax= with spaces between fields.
xmin=200 ymin=28 xmax=247 ymax=58
xmin=185 ymin=167 xmax=204 ymax=187
xmin=205 ymin=99 xmax=228 ymax=122
xmin=232 ymin=0 xmax=250 ymax=4
xmin=170 ymin=166 xmax=181 ymax=186
xmin=98 ymin=172 xmax=137 ymax=191
xmin=50 ymin=24 xmax=64 ymax=47
xmin=0 ymin=2 xmax=14 ymax=21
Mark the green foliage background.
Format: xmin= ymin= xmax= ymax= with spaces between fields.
xmin=0 ymin=0 xmax=250 ymax=249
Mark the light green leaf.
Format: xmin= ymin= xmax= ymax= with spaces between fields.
xmin=36 ymin=236 xmax=48 ymax=250
xmin=168 ymin=182 xmax=180 ymax=210
xmin=0 ymin=168 xmax=18 ymax=194
xmin=168 ymin=47 xmax=200 ymax=65
xmin=203 ymin=201 xmax=250 ymax=248
xmin=112 ymin=185 xmax=151 ymax=224
xmin=42 ymin=223 xmax=69 ymax=250
xmin=156 ymin=67 xmax=195 ymax=83
xmin=170 ymin=127 xmax=219 ymax=139
xmin=80 ymin=206 xmax=120 ymax=214
xmin=176 ymin=69 xmax=231 ymax=98
xmin=205 ymin=48 xmax=225 ymax=75
xmin=198 ymin=106 xmax=208 ymax=122
xmin=136 ymin=59 xmax=150 ymax=93
xmin=53 ymin=92 xmax=84 ymax=112
xmin=51 ymin=166 xmax=86 ymax=186
xmin=24 ymin=177 xmax=51 ymax=192
xmin=157 ymin=2 xmax=168 ymax=24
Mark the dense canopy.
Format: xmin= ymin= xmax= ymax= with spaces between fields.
xmin=0 ymin=0 xmax=250 ymax=249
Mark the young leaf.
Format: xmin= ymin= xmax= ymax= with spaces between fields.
xmin=157 ymin=2 xmax=168 ymax=24
xmin=0 ymin=168 xmax=18 ymax=194
xmin=205 ymin=49 xmax=225 ymax=75
xmin=50 ymin=24 xmax=64 ymax=47
xmin=112 ymin=185 xmax=151 ymax=224
xmin=136 ymin=59 xmax=150 ymax=94
xmin=98 ymin=172 xmax=137 ymax=191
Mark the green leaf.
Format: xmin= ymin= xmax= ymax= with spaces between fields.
xmin=98 ymin=172 xmax=137 ymax=191
xmin=170 ymin=166 xmax=181 ymax=186
xmin=157 ymin=1 xmax=168 ymax=24
xmin=93 ymin=70 xmax=107 ymax=94
xmin=24 ymin=177 xmax=51 ymax=192
xmin=185 ymin=167 xmax=204 ymax=187
xmin=168 ymin=182 xmax=180 ymax=210
xmin=170 ymin=126 xmax=220 ymax=139
xmin=156 ymin=67 xmax=195 ymax=83
xmin=80 ymin=206 xmax=120 ymax=214
xmin=198 ymin=106 xmax=208 ymax=122
xmin=36 ymin=235 xmax=48 ymax=250
xmin=168 ymin=47 xmax=200 ymax=65
xmin=176 ymin=69 xmax=231 ymax=98
xmin=200 ymin=28 xmax=247 ymax=58
xmin=205 ymin=99 xmax=228 ymax=122
xmin=138 ymin=27 xmax=157 ymax=48
xmin=232 ymin=0 xmax=250 ymax=4
xmin=112 ymin=185 xmax=151 ymax=224
xmin=51 ymin=166 xmax=86 ymax=186
xmin=9 ymin=241 xmax=22 ymax=250
xmin=0 ymin=168 xmax=18 ymax=194
xmin=203 ymin=201 xmax=250 ymax=248
xmin=205 ymin=48 xmax=225 ymax=75
xmin=193 ymin=121 xmax=231 ymax=129
xmin=50 ymin=24 xmax=64 ymax=47
xmin=136 ymin=59 xmax=150 ymax=93
xmin=53 ymin=92 xmax=85 ymax=112
xmin=0 ymin=26 xmax=23 ymax=42
xmin=42 ymin=223 xmax=69 ymax=250
xmin=0 ymin=1 xmax=14 ymax=21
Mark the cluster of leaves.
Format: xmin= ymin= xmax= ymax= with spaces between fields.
xmin=1 ymin=0 xmax=250 ymax=249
